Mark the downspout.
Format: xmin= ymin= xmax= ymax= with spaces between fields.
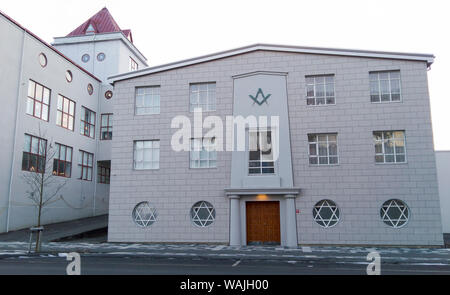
xmin=92 ymin=34 xmax=98 ymax=216
xmin=6 ymin=28 xmax=26 ymax=232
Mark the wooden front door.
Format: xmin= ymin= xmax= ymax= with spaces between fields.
xmin=246 ymin=201 xmax=281 ymax=245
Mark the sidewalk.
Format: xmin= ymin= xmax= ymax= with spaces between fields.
xmin=0 ymin=215 xmax=108 ymax=243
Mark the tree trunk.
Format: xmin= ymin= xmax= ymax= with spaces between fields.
xmin=35 ymin=171 xmax=44 ymax=253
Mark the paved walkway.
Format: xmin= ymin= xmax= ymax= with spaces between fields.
xmin=0 ymin=215 xmax=108 ymax=243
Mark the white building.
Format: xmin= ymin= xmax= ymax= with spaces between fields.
xmin=436 ymin=151 xmax=450 ymax=234
xmin=0 ymin=7 xmax=448 ymax=246
xmin=0 ymin=8 xmax=146 ymax=233
xmin=108 ymin=44 xmax=444 ymax=247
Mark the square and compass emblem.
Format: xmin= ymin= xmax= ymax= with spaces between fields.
xmin=249 ymin=88 xmax=271 ymax=106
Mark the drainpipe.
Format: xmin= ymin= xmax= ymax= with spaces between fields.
xmin=6 ymin=29 xmax=26 ymax=232
xmin=92 ymin=34 xmax=98 ymax=217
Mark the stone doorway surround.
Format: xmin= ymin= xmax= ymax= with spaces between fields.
xmin=225 ymin=188 xmax=301 ymax=248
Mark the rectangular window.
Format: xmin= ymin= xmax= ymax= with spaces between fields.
xmin=101 ymin=114 xmax=113 ymax=140
xmin=373 ymin=131 xmax=406 ymax=163
xmin=27 ymin=80 xmax=50 ymax=121
xmin=306 ymin=75 xmax=335 ymax=106
xmin=249 ymin=130 xmax=275 ymax=175
xmin=135 ymin=87 xmax=160 ymax=115
xmin=56 ymin=94 xmax=75 ymax=131
xmin=129 ymin=57 xmax=138 ymax=71
xmin=190 ymin=83 xmax=216 ymax=112
xmin=53 ymin=143 xmax=73 ymax=178
xmin=370 ymin=70 xmax=401 ymax=103
xmin=134 ymin=140 xmax=160 ymax=170
xmin=308 ymin=134 xmax=339 ymax=165
xmin=190 ymin=138 xmax=217 ymax=169
xmin=97 ymin=161 xmax=111 ymax=184
xmin=80 ymin=106 xmax=96 ymax=139
xmin=78 ymin=150 xmax=94 ymax=181
xmin=22 ymin=134 xmax=47 ymax=173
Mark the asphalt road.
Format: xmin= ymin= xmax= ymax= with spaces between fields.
xmin=1 ymin=255 xmax=450 ymax=275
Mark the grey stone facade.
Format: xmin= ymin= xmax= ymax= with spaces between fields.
xmin=109 ymin=47 xmax=443 ymax=246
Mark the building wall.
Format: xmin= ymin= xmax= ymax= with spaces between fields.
xmin=109 ymin=50 xmax=443 ymax=246
xmin=0 ymin=15 xmax=24 ymax=232
xmin=53 ymin=35 xmax=147 ymax=82
xmin=0 ymin=14 xmax=109 ymax=233
xmin=436 ymin=151 xmax=450 ymax=233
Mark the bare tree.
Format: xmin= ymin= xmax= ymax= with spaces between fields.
xmin=21 ymin=126 xmax=67 ymax=252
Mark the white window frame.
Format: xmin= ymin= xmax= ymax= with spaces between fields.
xmin=135 ymin=86 xmax=161 ymax=115
xmin=369 ymin=70 xmax=402 ymax=103
xmin=308 ymin=133 xmax=339 ymax=166
xmin=133 ymin=140 xmax=160 ymax=170
xmin=190 ymin=138 xmax=217 ymax=169
xmin=306 ymin=74 xmax=336 ymax=106
xmin=247 ymin=128 xmax=276 ymax=176
xmin=189 ymin=83 xmax=216 ymax=112
xmin=374 ymin=131 xmax=407 ymax=164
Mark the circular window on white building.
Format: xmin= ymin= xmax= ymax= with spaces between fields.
xmin=132 ymin=202 xmax=158 ymax=227
xmin=87 ymin=84 xmax=93 ymax=95
xmin=66 ymin=70 xmax=73 ymax=83
xmin=191 ymin=201 xmax=216 ymax=227
xmin=81 ymin=54 xmax=90 ymax=63
xmin=97 ymin=52 xmax=106 ymax=62
xmin=313 ymin=200 xmax=340 ymax=228
xmin=380 ymin=199 xmax=410 ymax=228
xmin=105 ymin=90 xmax=113 ymax=100
xmin=39 ymin=53 xmax=47 ymax=67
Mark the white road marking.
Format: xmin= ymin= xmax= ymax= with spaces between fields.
xmin=302 ymin=246 xmax=312 ymax=253
xmin=212 ymin=245 xmax=225 ymax=251
xmin=232 ymin=260 xmax=241 ymax=267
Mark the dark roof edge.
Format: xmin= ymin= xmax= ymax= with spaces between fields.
xmin=109 ymin=43 xmax=434 ymax=84
xmin=0 ymin=9 xmax=102 ymax=83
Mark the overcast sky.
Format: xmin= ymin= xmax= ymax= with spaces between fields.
xmin=2 ymin=0 xmax=449 ymax=149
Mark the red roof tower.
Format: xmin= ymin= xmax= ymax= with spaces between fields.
xmin=66 ymin=7 xmax=133 ymax=42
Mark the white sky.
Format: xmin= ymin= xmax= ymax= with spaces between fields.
xmin=2 ymin=0 xmax=449 ymax=150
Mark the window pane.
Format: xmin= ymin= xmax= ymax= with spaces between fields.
xmin=42 ymin=105 xmax=48 ymax=121
xmin=326 ymin=83 xmax=334 ymax=97
xmin=67 ymin=147 xmax=72 ymax=161
xmin=63 ymin=98 xmax=69 ymax=113
xmin=26 ymin=98 xmax=34 ymax=115
xmin=57 ymin=95 xmax=63 ymax=110
xmin=35 ymin=84 xmax=43 ymax=101
xmin=23 ymin=135 xmax=31 ymax=152
xmin=35 ymin=103 xmax=42 ymax=118
xmin=43 ymin=88 xmax=50 ymax=104
xmin=31 ymin=137 xmax=39 ymax=154
xmin=28 ymin=81 xmax=35 ymax=97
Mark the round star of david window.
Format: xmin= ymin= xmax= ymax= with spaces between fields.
xmin=380 ymin=199 xmax=410 ymax=228
xmin=132 ymin=202 xmax=158 ymax=227
xmin=191 ymin=201 xmax=216 ymax=228
xmin=313 ymin=200 xmax=340 ymax=228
